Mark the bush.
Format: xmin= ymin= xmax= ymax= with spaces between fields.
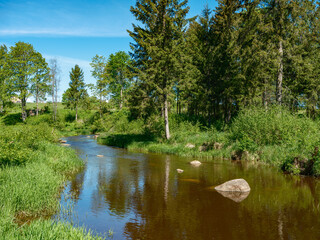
xmin=0 ymin=123 xmax=57 ymax=166
xmin=230 ymin=106 xmax=320 ymax=151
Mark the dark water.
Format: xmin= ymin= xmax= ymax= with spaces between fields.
xmin=56 ymin=135 xmax=320 ymax=240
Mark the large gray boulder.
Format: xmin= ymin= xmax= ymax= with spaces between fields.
xmin=214 ymin=179 xmax=250 ymax=192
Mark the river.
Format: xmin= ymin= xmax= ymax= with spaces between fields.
xmin=55 ymin=135 xmax=320 ymax=240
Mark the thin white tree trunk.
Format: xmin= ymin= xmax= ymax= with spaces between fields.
xmin=277 ymin=40 xmax=283 ymax=105
xmin=52 ymin=73 xmax=55 ymax=121
xmin=36 ymin=88 xmax=39 ymax=116
xmin=164 ymin=96 xmax=170 ymax=140
xmin=120 ymin=88 xmax=123 ymax=109
xmin=22 ymin=97 xmax=26 ymax=121
xmin=76 ymin=104 xmax=78 ymax=121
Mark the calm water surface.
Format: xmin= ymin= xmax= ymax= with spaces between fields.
xmin=56 ymin=135 xmax=320 ymax=240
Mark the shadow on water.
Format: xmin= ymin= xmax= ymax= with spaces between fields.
xmin=56 ymin=135 xmax=320 ymax=240
xmin=99 ymin=133 xmax=155 ymax=148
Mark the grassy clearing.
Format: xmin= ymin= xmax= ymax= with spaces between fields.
xmin=0 ymin=122 xmax=103 ymax=239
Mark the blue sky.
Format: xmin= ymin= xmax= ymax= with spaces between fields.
xmin=0 ymin=0 xmax=217 ymax=100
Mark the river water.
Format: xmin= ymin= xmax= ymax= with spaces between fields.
xmin=56 ymin=135 xmax=320 ymax=240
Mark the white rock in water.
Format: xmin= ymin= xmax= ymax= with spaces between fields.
xmin=177 ymin=169 xmax=184 ymax=173
xmin=214 ymin=179 xmax=250 ymax=192
xmin=190 ymin=160 xmax=201 ymax=167
xmin=97 ymin=155 xmax=104 ymax=157
xmin=61 ymin=143 xmax=70 ymax=147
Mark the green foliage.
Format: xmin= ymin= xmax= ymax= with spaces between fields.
xmin=0 ymin=121 xmax=101 ymax=239
xmin=0 ymin=123 xmax=57 ymax=166
xmin=230 ymin=106 xmax=320 ymax=151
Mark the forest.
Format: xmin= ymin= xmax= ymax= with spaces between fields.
xmin=1 ymin=0 xmax=320 ymax=239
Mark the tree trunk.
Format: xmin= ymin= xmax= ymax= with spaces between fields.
xmin=99 ymin=92 xmax=102 ymax=118
xmin=52 ymin=75 xmax=55 ymax=121
xmin=120 ymin=88 xmax=123 ymax=110
xmin=164 ymin=95 xmax=170 ymax=140
xmin=0 ymin=99 xmax=3 ymax=113
xmin=21 ymin=97 xmax=27 ymax=121
xmin=36 ymin=90 xmax=39 ymax=116
xmin=76 ymin=104 xmax=78 ymax=121
xmin=262 ymin=80 xmax=268 ymax=110
xmin=276 ymin=40 xmax=283 ymax=105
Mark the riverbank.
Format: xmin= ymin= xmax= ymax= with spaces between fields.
xmin=0 ymin=123 xmax=103 ymax=239
xmin=96 ymin=107 xmax=320 ymax=177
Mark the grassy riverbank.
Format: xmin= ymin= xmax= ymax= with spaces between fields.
xmin=96 ymin=107 xmax=320 ymax=176
xmin=0 ymin=123 xmax=103 ymax=239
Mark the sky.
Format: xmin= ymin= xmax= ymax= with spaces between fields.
xmin=0 ymin=0 xmax=218 ymax=101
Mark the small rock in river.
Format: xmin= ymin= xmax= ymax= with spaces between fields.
xmin=190 ymin=160 xmax=201 ymax=167
xmin=61 ymin=143 xmax=70 ymax=147
xmin=59 ymin=140 xmax=67 ymax=143
xmin=214 ymin=179 xmax=250 ymax=192
xmin=177 ymin=169 xmax=184 ymax=173
xmin=97 ymin=155 xmax=104 ymax=157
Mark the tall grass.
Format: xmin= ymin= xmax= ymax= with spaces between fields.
xmin=0 ymin=123 xmax=102 ymax=239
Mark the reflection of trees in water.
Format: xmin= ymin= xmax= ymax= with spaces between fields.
xmin=83 ymin=151 xmax=320 ymax=240
xmin=69 ymin=167 xmax=86 ymax=202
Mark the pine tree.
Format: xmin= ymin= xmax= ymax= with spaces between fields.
xmin=128 ymin=0 xmax=191 ymax=139
xmin=65 ymin=65 xmax=86 ymax=121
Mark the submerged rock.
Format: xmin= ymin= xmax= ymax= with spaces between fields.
xmin=177 ymin=169 xmax=184 ymax=173
xmin=216 ymin=190 xmax=250 ymax=203
xmin=190 ymin=160 xmax=201 ymax=167
xmin=214 ymin=179 xmax=250 ymax=192
xmin=97 ymin=155 xmax=104 ymax=157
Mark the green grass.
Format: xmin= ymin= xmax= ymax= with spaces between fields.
xmin=97 ymin=107 xmax=320 ymax=176
xmin=0 ymin=120 xmax=103 ymax=239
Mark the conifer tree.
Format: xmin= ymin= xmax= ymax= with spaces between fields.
xmin=65 ymin=65 xmax=86 ymax=121
xmin=128 ymin=0 xmax=191 ymax=139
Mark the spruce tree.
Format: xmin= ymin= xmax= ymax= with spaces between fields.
xmin=128 ymin=0 xmax=191 ymax=139
xmin=66 ymin=65 xmax=86 ymax=121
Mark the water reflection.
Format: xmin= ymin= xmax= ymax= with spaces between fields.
xmin=56 ymin=136 xmax=320 ymax=240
